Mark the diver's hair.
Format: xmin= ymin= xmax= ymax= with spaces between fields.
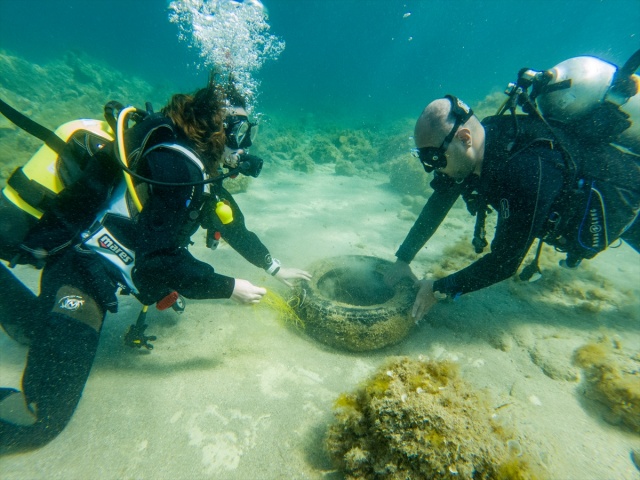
xmin=161 ymin=73 xmax=227 ymax=172
xmin=223 ymin=75 xmax=248 ymax=109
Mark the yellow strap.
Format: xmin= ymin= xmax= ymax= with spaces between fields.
xmin=116 ymin=107 xmax=144 ymax=212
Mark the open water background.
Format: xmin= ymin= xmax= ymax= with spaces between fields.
xmin=1 ymin=0 xmax=639 ymax=120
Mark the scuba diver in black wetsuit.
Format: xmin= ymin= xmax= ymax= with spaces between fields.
xmin=385 ymin=53 xmax=640 ymax=322
xmin=0 ymin=77 xmax=311 ymax=453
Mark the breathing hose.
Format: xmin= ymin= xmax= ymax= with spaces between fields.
xmin=116 ymin=106 xmax=145 ymax=212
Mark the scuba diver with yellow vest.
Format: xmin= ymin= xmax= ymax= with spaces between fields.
xmin=0 ymin=75 xmax=311 ymax=452
xmin=384 ymin=50 xmax=640 ymax=322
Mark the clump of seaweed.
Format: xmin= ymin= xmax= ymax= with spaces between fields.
xmin=223 ymin=175 xmax=252 ymax=194
xmin=326 ymin=357 xmax=546 ymax=479
xmin=510 ymin=244 xmax=635 ymax=315
xmin=430 ymin=237 xmax=482 ymax=278
xmin=573 ymin=338 xmax=640 ymax=432
xmin=388 ymin=154 xmax=432 ymax=196
xmin=260 ymin=290 xmax=305 ymax=329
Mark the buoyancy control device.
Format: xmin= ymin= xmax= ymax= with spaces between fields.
xmin=0 ymin=102 xmax=115 ymax=220
xmin=488 ymin=49 xmax=640 ymax=279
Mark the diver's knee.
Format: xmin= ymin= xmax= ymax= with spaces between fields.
xmin=51 ymin=286 xmax=104 ymax=332
xmin=0 ymin=388 xmax=36 ymax=427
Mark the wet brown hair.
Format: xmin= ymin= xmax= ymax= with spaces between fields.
xmin=161 ymin=73 xmax=227 ymax=173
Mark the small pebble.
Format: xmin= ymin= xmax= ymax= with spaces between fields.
xmin=528 ymin=395 xmax=542 ymax=406
xmin=507 ymin=439 xmax=523 ymax=457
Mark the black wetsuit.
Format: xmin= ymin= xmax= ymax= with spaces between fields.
xmin=130 ymin=141 xmax=273 ymax=304
xmin=0 ymin=121 xmax=273 ymax=453
xmin=395 ymin=115 xmax=640 ymax=298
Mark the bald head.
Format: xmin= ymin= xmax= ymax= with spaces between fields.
xmin=414 ymin=98 xmax=483 ymax=147
xmin=413 ymin=97 xmax=486 ymax=179
xmin=414 ymin=98 xmax=454 ymax=147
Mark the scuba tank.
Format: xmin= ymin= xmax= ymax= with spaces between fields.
xmin=533 ymin=52 xmax=640 ymax=153
xmin=491 ymin=49 xmax=640 ymax=280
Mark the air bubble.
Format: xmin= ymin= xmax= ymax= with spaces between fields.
xmin=169 ymin=0 xmax=285 ymax=111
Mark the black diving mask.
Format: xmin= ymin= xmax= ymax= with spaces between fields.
xmin=224 ymin=115 xmax=257 ymax=149
xmin=412 ymin=95 xmax=474 ymax=173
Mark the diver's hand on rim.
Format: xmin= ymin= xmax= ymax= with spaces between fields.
xmin=384 ymin=259 xmax=417 ymax=287
xmin=411 ymin=279 xmax=437 ymax=323
xmin=231 ymin=279 xmax=266 ymax=304
xmin=274 ymin=267 xmax=312 ymax=288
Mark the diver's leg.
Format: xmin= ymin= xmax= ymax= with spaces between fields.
xmin=0 ymin=263 xmax=40 ymax=345
xmin=0 ymin=285 xmax=104 ymax=453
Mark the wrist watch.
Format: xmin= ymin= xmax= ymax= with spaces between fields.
xmin=266 ymin=258 xmax=281 ymax=276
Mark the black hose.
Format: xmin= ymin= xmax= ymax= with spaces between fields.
xmin=0 ymin=98 xmax=67 ymax=154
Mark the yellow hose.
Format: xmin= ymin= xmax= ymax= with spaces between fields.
xmin=116 ymin=106 xmax=144 ymax=212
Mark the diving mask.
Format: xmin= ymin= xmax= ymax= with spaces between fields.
xmin=224 ymin=115 xmax=258 ymax=149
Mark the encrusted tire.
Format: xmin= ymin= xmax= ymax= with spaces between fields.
xmin=290 ymin=255 xmax=416 ymax=352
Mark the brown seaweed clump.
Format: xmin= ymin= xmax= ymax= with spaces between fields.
xmin=573 ymin=339 xmax=640 ymax=432
xmin=223 ymin=175 xmax=251 ymax=194
xmin=326 ymin=357 xmax=545 ymax=480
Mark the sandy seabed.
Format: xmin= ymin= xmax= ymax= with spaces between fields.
xmin=1 ymin=164 xmax=639 ymax=480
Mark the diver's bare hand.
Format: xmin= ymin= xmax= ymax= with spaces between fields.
xmin=274 ymin=267 xmax=312 ymax=288
xmin=411 ymin=279 xmax=437 ymax=322
xmin=231 ymin=279 xmax=266 ymax=304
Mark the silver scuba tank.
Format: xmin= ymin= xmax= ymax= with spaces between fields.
xmin=536 ymin=54 xmax=640 ymax=153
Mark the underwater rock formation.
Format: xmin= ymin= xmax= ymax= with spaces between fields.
xmin=326 ymin=357 xmax=546 ymax=480
xmin=292 ymin=153 xmax=315 ymax=173
xmin=223 ymin=175 xmax=252 ymax=194
xmin=388 ymin=154 xmax=432 ymax=196
xmin=335 ymin=129 xmax=377 ymax=164
xmin=335 ymin=158 xmax=357 ymax=176
xmin=573 ymin=338 xmax=640 ymax=432
xmin=308 ymin=135 xmax=343 ymax=164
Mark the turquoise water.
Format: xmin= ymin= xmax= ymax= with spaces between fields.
xmin=1 ymin=0 xmax=638 ymax=119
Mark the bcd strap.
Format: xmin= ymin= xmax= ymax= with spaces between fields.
xmin=6 ymin=167 xmax=56 ymax=212
xmin=0 ymin=98 xmax=67 ymax=154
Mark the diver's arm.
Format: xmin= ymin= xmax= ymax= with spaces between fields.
xmin=203 ymin=187 xmax=273 ymax=269
xmin=202 ymin=188 xmax=311 ymax=286
xmin=395 ymin=178 xmax=463 ymax=263
xmin=134 ymin=249 xmax=235 ymax=300
xmin=432 ymin=222 xmax=534 ymax=297
xmin=132 ymin=151 xmax=250 ymax=302
xmin=433 ymin=147 xmax=564 ymax=297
